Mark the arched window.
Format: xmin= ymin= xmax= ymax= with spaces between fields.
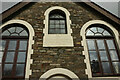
xmin=86 ymin=24 xmax=120 ymax=77
xmin=0 ymin=23 xmax=29 ymax=79
xmin=43 ymin=6 xmax=73 ymax=47
xmin=49 ymin=10 xmax=67 ymax=34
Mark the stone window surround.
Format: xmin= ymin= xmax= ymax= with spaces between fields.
xmin=43 ymin=6 xmax=74 ymax=47
xmin=0 ymin=20 xmax=35 ymax=79
xmin=40 ymin=68 xmax=79 ymax=80
xmin=80 ymin=20 xmax=120 ymax=79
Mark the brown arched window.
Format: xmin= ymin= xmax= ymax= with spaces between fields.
xmin=49 ymin=10 xmax=67 ymax=34
xmin=0 ymin=23 xmax=29 ymax=79
xmin=86 ymin=24 xmax=120 ymax=77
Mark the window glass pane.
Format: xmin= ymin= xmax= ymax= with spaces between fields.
xmin=50 ymin=20 xmax=54 ymax=25
xmin=0 ymin=57 xmax=2 ymax=63
xmin=106 ymin=40 xmax=115 ymax=49
xmin=98 ymin=27 xmax=104 ymax=33
xmin=55 ymin=24 xmax=59 ymax=28
xmin=99 ymin=51 xmax=108 ymax=61
xmin=0 ymin=40 xmax=6 ymax=50
xmin=19 ymin=41 xmax=27 ymax=50
xmin=8 ymin=40 xmax=17 ymax=50
xmin=97 ymin=40 xmax=105 ymax=49
xmin=102 ymin=62 xmax=111 ymax=73
xmin=113 ymin=62 xmax=120 ymax=74
xmin=54 ymin=15 xmax=60 ymax=18
xmin=61 ymin=29 xmax=66 ymax=34
xmin=87 ymin=40 xmax=96 ymax=50
xmin=50 ymin=25 xmax=54 ymax=28
xmin=0 ymin=52 xmax=3 ymax=63
xmin=2 ymin=30 xmax=10 ymax=36
xmin=16 ymin=64 xmax=25 ymax=76
xmin=17 ymin=52 xmax=26 ymax=62
xmin=59 ymin=15 xmax=64 ymax=18
xmin=60 ymin=25 xmax=65 ymax=28
xmin=60 ymin=20 xmax=65 ymax=25
xmin=16 ymin=27 xmax=23 ymax=33
xmin=50 ymin=15 xmax=55 ymax=18
xmin=55 ymin=20 xmax=59 ymax=25
xmin=89 ymin=51 xmax=98 ymax=61
xmin=3 ymin=64 xmax=13 ymax=76
xmin=56 ymin=29 xmax=60 ymax=34
xmin=86 ymin=30 xmax=94 ymax=36
xmin=11 ymin=33 xmax=19 ymax=36
xmin=49 ymin=29 xmax=55 ymax=34
xmin=90 ymin=27 xmax=97 ymax=33
xmin=8 ymin=27 xmax=15 ymax=33
xmin=103 ymin=30 xmax=111 ymax=36
xmin=91 ymin=60 xmax=100 ymax=73
xmin=109 ymin=50 xmax=119 ymax=61
xmin=5 ymin=52 xmax=15 ymax=62
xmin=0 ymin=51 xmax=3 ymax=58
xmin=20 ymin=30 xmax=28 ymax=36
xmin=95 ymin=33 xmax=102 ymax=36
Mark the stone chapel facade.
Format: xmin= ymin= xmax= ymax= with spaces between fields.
xmin=0 ymin=2 xmax=120 ymax=80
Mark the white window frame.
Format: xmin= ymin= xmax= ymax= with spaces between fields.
xmin=0 ymin=20 xmax=35 ymax=79
xmin=43 ymin=6 xmax=73 ymax=47
xmin=80 ymin=20 xmax=120 ymax=80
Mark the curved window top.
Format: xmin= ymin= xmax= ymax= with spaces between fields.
xmin=49 ymin=10 xmax=67 ymax=34
xmin=86 ymin=25 xmax=112 ymax=37
xmin=2 ymin=24 xmax=29 ymax=37
xmin=49 ymin=10 xmax=66 ymax=19
xmin=43 ymin=6 xmax=73 ymax=47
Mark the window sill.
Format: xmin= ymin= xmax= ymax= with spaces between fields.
xmin=43 ymin=34 xmax=74 ymax=47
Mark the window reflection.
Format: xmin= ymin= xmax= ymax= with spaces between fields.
xmin=1 ymin=25 xmax=29 ymax=79
xmin=91 ymin=60 xmax=100 ymax=73
xmin=86 ymin=25 xmax=120 ymax=76
xmin=102 ymin=62 xmax=111 ymax=73
xmin=113 ymin=62 xmax=120 ymax=74
xmin=3 ymin=64 xmax=13 ymax=76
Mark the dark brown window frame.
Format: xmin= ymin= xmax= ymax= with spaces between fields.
xmin=86 ymin=27 xmax=120 ymax=77
xmin=1 ymin=25 xmax=29 ymax=79
xmin=2 ymin=38 xmax=28 ymax=79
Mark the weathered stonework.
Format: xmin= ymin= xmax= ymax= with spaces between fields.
xmin=2 ymin=2 xmax=120 ymax=79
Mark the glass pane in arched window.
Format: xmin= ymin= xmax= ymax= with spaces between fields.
xmin=86 ymin=25 xmax=120 ymax=77
xmin=2 ymin=27 xmax=28 ymax=37
xmin=86 ymin=27 xmax=112 ymax=37
xmin=1 ymin=24 xmax=29 ymax=79
xmin=49 ymin=10 xmax=67 ymax=34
